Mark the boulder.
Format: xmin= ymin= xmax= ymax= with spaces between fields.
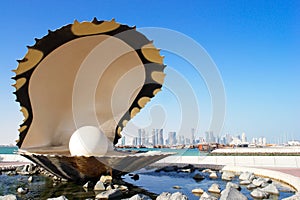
xmin=156 ymin=192 xmax=171 ymax=200
xmin=129 ymin=194 xmax=152 ymax=200
xmin=0 ymin=195 xmax=17 ymax=200
xmin=100 ymin=175 xmax=113 ymax=184
xmin=28 ymin=176 xmax=33 ymax=182
xmin=239 ymin=172 xmax=253 ymax=181
xmin=192 ymin=188 xmax=204 ymax=194
xmin=200 ymin=192 xmax=218 ymax=200
xmin=94 ymin=181 xmax=106 ymax=191
xmin=240 ymin=180 xmax=251 ymax=185
xmin=117 ymin=185 xmax=128 ymax=192
xmin=131 ymin=174 xmax=140 ymax=180
xmin=246 ymin=184 xmax=257 ymax=190
xmin=221 ymin=171 xmax=235 ymax=181
xmin=252 ymin=178 xmax=265 ymax=187
xmin=17 ymin=187 xmax=28 ymax=194
xmin=83 ymin=181 xmax=93 ymax=189
xmin=261 ymin=182 xmax=269 ymax=188
xmin=250 ymin=189 xmax=269 ymax=199
xmin=157 ymin=166 xmax=178 ymax=172
xmin=179 ymin=169 xmax=191 ymax=173
xmin=226 ymin=182 xmax=240 ymax=191
xmin=220 ymin=187 xmax=247 ymax=200
xmin=202 ymin=169 xmax=213 ymax=173
xmin=173 ymin=186 xmax=181 ymax=189
xmin=209 ymin=172 xmax=218 ymax=179
xmin=193 ymin=173 xmax=205 ymax=181
xmin=170 ymin=192 xmax=188 ymax=200
xmin=208 ymin=183 xmax=221 ymax=194
xmin=95 ymin=189 xmax=122 ymax=199
xmin=47 ymin=196 xmax=68 ymax=200
xmin=261 ymin=183 xmax=279 ymax=195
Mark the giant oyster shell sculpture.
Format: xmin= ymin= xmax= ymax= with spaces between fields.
xmin=13 ymin=18 xmax=172 ymax=183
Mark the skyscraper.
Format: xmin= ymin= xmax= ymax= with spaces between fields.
xmin=168 ymin=131 xmax=177 ymax=145
xmin=158 ymin=129 xmax=164 ymax=145
xmin=191 ymin=128 xmax=196 ymax=144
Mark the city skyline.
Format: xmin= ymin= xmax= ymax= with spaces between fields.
xmin=119 ymin=127 xmax=291 ymax=146
xmin=0 ymin=1 xmax=299 ymax=145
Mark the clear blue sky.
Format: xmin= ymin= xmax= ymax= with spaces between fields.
xmin=0 ymin=0 xmax=299 ymax=145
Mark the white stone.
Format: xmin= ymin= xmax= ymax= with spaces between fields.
xmin=252 ymin=178 xmax=265 ymax=187
xmin=0 ymin=195 xmax=17 ymax=200
xmin=200 ymin=192 xmax=217 ymax=200
xmin=28 ymin=176 xmax=33 ymax=182
xmin=17 ymin=187 xmax=28 ymax=194
xmin=209 ymin=172 xmax=218 ymax=179
xmin=100 ymin=175 xmax=113 ymax=183
xmin=250 ymin=189 xmax=269 ymax=199
xmin=170 ymin=192 xmax=188 ymax=200
xmin=220 ymin=187 xmax=247 ymax=200
xmin=94 ymin=181 xmax=106 ymax=191
xmin=129 ymin=194 xmax=152 ymax=200
xmin=156 ymin=192 xmax=171 ymax=200
xmin=208 ymin=183 xmax=221 ymax=194
xmin=222 ymin=171 xmax=235 ymax=181
xmin=240 ymin=180 xmax=251 ymax=185
xmin=261 ymin=183 xmax=279 ymax=195
xmin=192 ymin=188 xmax=204 ymax=194
xmin=239 ymin=171 xmax=253 ymax=181
xmin=95 ymin=189 xmax=122 ymax=199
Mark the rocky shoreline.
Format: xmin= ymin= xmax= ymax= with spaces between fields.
xmin=0 ymin=163 xmax=299 ymax=199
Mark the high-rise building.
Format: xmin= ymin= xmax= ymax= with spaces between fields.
xmin=132 ymin=137 xmax=138 ymax=146
xmin=205 ymin=131 xmax=215 ymax=143
xmin=158 ymin=129 xmax=164 ymax=145
xmin=241 ymin=132 xmax=247 ymax=143
xmin=152 ymin=129 xmax=156 ymax=146
xmin=168 ymin=131 xmax=177 ymax=145
xmin=191 ymin=128 xmax=196 ymax=144
xmin=138 ymin=129 xmax=142 ymax=146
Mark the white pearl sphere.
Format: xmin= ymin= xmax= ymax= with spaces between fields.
xmin=69 ymin=126 xmax=112 ymax=156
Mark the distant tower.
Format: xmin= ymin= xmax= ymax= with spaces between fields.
xmin=152 ymin=129 xmax=156 ymax=146
xmin=138 ymin=129 xmax=142 ymax=145
xmin=191 ymin=128 xmax=196 ymax=145
xmin=158 ymin=129 xmax=164 ymax=145
xmin=241 ymin=132 xmax=247 ymax=143
xmin=168 ymin=131 xmax=177 ymax=145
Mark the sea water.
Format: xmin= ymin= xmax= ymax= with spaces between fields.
xmin=0 ymin=146 xmax=18 ymax=154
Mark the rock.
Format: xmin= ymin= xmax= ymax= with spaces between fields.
xmin=239 ymin=172 xmax=253 ymax=181
xmin=83 ymin=181 xmax=93 ymax=189
xmin=240 ymin=180 xmax=251 ymax=185
xmin=179 ymin=169 xmax=191 ymax=173
xmin=220 ymin=187 xmax=247 ymax=200
xmin=226 ymin=182 xmax=240 ymax=191
xmin=118 ymin=185 xmax=128 ymax=192
xmin=156 ymin=192 xmax=171 ymax=200
xmin=264 ymin=178 xmax=272 ymax=183
xmin=95 ymin=189 xmax=122 ymax=199
xmin=192 ymin=188 xmax=204 ymax=194
xmin=17 ymin=187 xmax=28 ymax=194
xmin=261 ymin=182 xmax=269 ymax=188
xmin=252 ymin=178 xmax=265 ymax=187
xmin=47 ymin=196 xmax=68 ymax=200
xmin=100 ymin=175 xmax=113 ymax=184
xmin=106 ymin=185 xmax=113 ymax=191
xmin=28 ymin=176 xmax=33 ymax=182
xmin=0 ymin=194 xmax=17 ymax=200
xmin=94 ymin=181 xmax=106 ymax=191
xmin=209 ymin=172 xmax=218 ymax=179
xmin=261 ymin=183 xmax=279 ymax=195
xmin=193 ymin=173 xmax=205 ymax=181
xmin=247 ymin=183 xmax=257 ymax=190
xmin=202 ymin=169 xmax=213 ymax=173
xmin=250 ymin=189 xmax=269 ymax=199
xmin=208 ymin=183 xmax=221 ymax=194
xmin=170 ymin=192 xmax=188 ymax=200
xmin=173 ymin=186 xmax=181 ymax=189
xmin=129 ymin=194 xmax=152 ymax=200
xmin=181 ymin=164 xmax=195 ymax=172
xmin=221 ymin=171 xmax=235 ymax=181
xmin=157 ymin=166 xmax=178 ymax=172
xmin=200 ymin=192 xmax=218 ymax=200
xmin=131 ymin=174 xmax=139 ymax=180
